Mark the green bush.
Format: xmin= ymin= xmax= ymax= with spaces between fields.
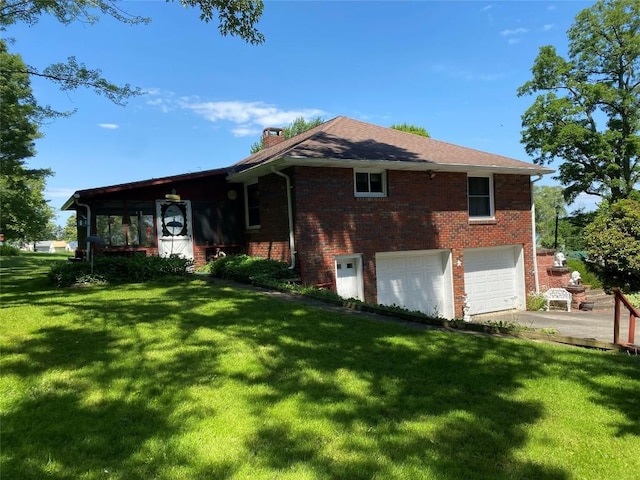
xmin=209 ymin=255 xmax=294 ymax=284
xmin=584 ymin=199 xmax=640 ymax=293
xmin=0 ymin=244 xmax=20 ymax=256
xmin=48 ymin=255 xmax=195 ymax=287
xmin=526 ymin=292 xmax=546 ymax=311
xmin=626 ymin=292 xmax=640 ymax=309
xmin=565 ymin=259 xmax=602 ymax=289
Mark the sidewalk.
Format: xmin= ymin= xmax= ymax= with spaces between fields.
xmin=471 ymin=308 xmax=619 ymax=345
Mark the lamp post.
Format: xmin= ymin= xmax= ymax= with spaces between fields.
xmin=554 ymin=204 xmax=560 ymax=250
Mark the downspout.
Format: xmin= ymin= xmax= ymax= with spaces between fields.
xmin=73 ymin=193 xmax=91 ymax=260
xmin=271 ymin=168 xmax=296 ymax=269
xmin=531 ymin=175 xmax=543 ymax=293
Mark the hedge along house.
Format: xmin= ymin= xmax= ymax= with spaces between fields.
xmin=61 ymin=168 xmax=244 ymax=265
xmin=227 ymin=116 xmax=553 ymax=319
xmin=63 ymin=116 xmax=553 ymax=319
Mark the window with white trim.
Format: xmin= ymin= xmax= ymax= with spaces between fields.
xmin=468 ymin=175 xmax=494 ymax=218
xmin=354 ymin=169 xmax=387 ymax=197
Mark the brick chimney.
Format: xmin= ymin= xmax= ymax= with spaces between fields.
xmin=262 ymin=127 xmax=285 ymax=148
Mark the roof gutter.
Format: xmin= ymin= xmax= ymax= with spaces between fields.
xmin=271 ymin=167 xmax=296 ymax=269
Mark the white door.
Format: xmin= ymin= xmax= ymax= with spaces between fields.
xmin=463 ymin=246 xmax=524 ymax=315
xmin=156 ymin=200 xmax=194 ymax=260
xmin=376 ymin=250 xmax=452 ymax=318
xmin=335 ymin=255 xmax=363 ymax=301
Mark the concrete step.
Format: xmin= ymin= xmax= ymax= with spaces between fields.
xmin=582 ymin=288 xmax=614 ymax=312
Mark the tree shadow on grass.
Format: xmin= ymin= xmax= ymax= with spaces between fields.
xmin=2 ymin=277 xmax=639 ymax=478
xmin=230 ymin=312 xmax=570 ymax=479
xmin=2 ymin=392 xmax=166 ymax=479
xmin=549 ymin=351 xmax=640 ymax=438
xmin=1 ymin=294 xmax=231 ymax=479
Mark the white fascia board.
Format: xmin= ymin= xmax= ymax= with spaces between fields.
xmin=226 ymin=156 xmax=554 ymax=182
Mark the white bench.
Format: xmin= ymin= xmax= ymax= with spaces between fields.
xmin=544 ymin=288 xmax=572 ymax=312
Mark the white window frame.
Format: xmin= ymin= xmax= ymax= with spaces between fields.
xmin=354 ymin=169 xmax=387 ymax=198
xmin=244 ymin=180 xmax=260 ymax=229
xmin=467 ymin=174 xmax=494 ymax=219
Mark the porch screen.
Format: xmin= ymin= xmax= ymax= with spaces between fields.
xmin=192 ymin=201 xmax=242 ymax=246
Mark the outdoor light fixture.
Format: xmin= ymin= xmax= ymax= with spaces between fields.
xmin=165 ymin=188 xmax=181 ymax=201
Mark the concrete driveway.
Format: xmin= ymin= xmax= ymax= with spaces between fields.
xmin=471 ymin=307 xmax=627 ymax=346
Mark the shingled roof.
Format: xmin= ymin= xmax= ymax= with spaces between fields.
xmin=228 ymin=116 xmax=552 ymax=181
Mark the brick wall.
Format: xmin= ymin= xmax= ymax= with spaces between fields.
xmin=245 ymin=173 xmax=291 ymax=262
xmin=286 ymin=166 xmax=535 ymax=316
xmin=537 ymin=249 xmax=571 ymax=290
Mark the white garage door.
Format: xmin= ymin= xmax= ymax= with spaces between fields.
xmin=376 ymin=250 xmax=452 ymax=318
xmin=464 ymin=246 xmax=524 ymax=315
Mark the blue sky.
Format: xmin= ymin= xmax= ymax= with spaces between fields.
xmin=8 ymin=0 xmax=597 ymax=225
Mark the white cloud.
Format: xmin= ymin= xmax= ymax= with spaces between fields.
xmin=543 ymin=24 xmax=554 ymax=31
xmin=178 ymin=100 xmax=326 ymax=137
xmin=430 ymin=64 xmax=506 ymax=82
xmin=507 ymin=38 xmax=522 ymax=45
xmin=46 ymin=187 xmax=77 ymax=199
xmin=501 ymin=27 xmax=528 ymax=36
xmin=231 ymin=125 xmax=261 ymax=138
xmin=145 ymin=88 xmax=176 ymax=113
xmin=145 ymin=90 xmax=326 ymax=137
xmin=98 ymin=123 xmax=119 ymax=129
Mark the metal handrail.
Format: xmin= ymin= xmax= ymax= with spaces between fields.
xmin=612 ymin=288 xmax=639 ymax=347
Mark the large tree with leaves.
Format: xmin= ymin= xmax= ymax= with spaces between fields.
xmin=0 ymin=0 xmax=265 ymax=107
xmin=0 ymin=40 xmax=55 ymax=242
xmin=518 ymin=0 xmax=640 ymax=204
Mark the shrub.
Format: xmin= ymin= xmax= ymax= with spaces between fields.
xmin=48 ymin=255 xmax=194 ymax=287
xmin=584 ymin=199 xmax=640 ymax=292
xmin=0 ymin=244 xmax=20 ymax=256
xmin=565 ymin=259 xmax=602 ymax=289
xmin=527 ymin=292 xmax=546 ymax=311
xmin=209 ymin=255 xmax=294 ymax=284
xmin=627 ymin=292 xmax=640 ymax=309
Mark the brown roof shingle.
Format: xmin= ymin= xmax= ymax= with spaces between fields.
xmin=230 ymin=116 xmax=552 ymax=176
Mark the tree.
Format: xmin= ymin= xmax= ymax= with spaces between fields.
xmin=533 ymin=185 xmax=595 ymax=251
xmin=584 ymin=198 xmax=640 ymax=292
xmin=250 ymin=116 xmax=323 ymax=153
xmin=533 ymin=185 xmax=566 ymax=249
xmin=63 ymin=214 xmax=78 ymax=242
xmin=1 ymin=0 xmax=265 ymax=107
xmin=518 ymin=0 xmax=640 ymax=204
xmin=0 ymin=40 xmax=55 ymax=242
xmin=390 ymin=123 xmax=430 ymax=138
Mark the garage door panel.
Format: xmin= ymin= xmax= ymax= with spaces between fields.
xmin=464 ymin=247 xmax=521 ymax=315
xmin=376 ymin=251 xmax=447 ymax=317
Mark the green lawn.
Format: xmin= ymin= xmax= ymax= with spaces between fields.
xmin=1 ymin=253 xmax=639 ymax=479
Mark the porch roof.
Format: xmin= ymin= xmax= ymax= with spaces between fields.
xmin=61 ymin=167 xmax=229 ymax=211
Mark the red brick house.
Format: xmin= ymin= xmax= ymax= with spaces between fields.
xmin=64 ymin=116 xmax=552 ymax=319
xmin=227 ymin=117 xmax=552 ymax=319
